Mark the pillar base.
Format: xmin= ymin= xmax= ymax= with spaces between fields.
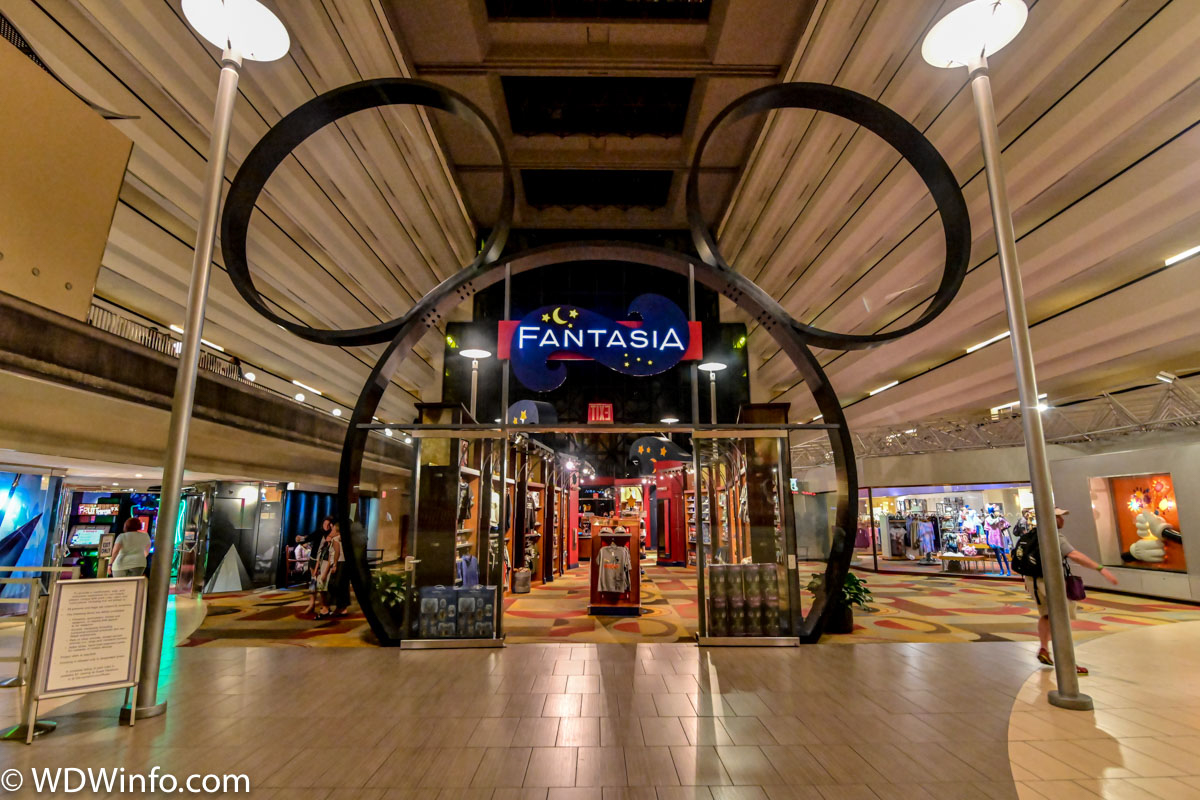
xmin=1048 ymin=690 xmax=1094 ymax=711
xmin=120 ymin=700 xmax=167 ymax=721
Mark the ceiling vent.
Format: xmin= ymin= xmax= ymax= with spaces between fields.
xmin=503 ymin=76 xmax=693 ymax=138
xmin=521 ymin=169 xmax=673 ymax=210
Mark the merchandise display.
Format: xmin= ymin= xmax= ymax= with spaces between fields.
xmin=706 ymin=563 xmax=785 ymax=637
xmin=858 ymin=483 xmax=1032 ymax=576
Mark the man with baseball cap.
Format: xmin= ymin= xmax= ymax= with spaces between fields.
xmin=1026 ymin=506 xmax=1118 ymax=674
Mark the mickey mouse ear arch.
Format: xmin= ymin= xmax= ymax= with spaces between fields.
xmin=921 ymin=0 xmax=1027 ymax=69
xmin=183 ymin=0 xmax=290 ymax=62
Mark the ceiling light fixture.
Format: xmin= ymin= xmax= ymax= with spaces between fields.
xmin=868 ymin=381 xmax=899 ymax=396
xmin=384 ymin=428 xmax=393 ymax=437
xmin=292 ymin=380 xmax=322 ymax=396
xmin=921 ymin=0 xmax=1028 ymax=69
xmin=404 ymin=436 xmax=412 ymax=444
xmin=242 ymin=371 xmax=256 ymax=382
xmin=811 ymin=414 xmax=823 ymax=422
xmin=1156 ymin=371 xmax=1177 ymax=383
xmin=331 ymin=408 xmax=342 ymax=417
xmin=1165 ymin=244 xmax=1200 ymax=266
xmin=135 ymin=473 xmax=143 ymax=478
xmin=182 ymin=0 xmax=291 ymax=62
xmin=966 ymin=331 xmax=1011 ymax=353
xmin=294 ymin=392 xmax=305 ymax=402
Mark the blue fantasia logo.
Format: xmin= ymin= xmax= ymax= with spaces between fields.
xmin=503 ymin=294 xmax=694 ymax=392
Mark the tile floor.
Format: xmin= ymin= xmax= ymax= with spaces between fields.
xmin=3 ymin=601 xmax=1198 ymax=800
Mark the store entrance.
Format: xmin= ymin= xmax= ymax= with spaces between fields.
xmin=400 ymin=418 xmax=810 ymax=647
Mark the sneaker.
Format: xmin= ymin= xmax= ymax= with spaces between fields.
xmin=1036 ymin=648 xmax=1089 ymax=675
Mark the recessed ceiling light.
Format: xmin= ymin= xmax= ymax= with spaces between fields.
xmin=965 ymin=331 xmax=1010 ymax=354
xmin=294 ymin=392 xmax=305 ymax=402
xmin=404 ymin=436 xmax=412 ymax=444
xmin=331 ymin=408 xmax=343 ymax=417
xmin=868 ymin=381 xmax=899 ymax=396
xmin=384 ymin=428 xmax=393 ymax=437
xmin=243 ymin=371 xmax=256 ymax=382
xmin=1165 ymin=244 xmax=1200 ymax=266
xmin=135 ymin=473 xmax=143 ymax=478
xmin=112 ymin=482 xmax=119 ymax=486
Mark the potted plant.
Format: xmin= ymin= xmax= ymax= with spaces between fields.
xmin=372 ymin=570 xmax=409 ymax=620
xmin=806 ymin=572 xmax=873 ymax=634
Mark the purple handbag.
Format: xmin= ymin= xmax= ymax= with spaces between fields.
xmin=1064 ymin=562 xmax=1087 ymax=601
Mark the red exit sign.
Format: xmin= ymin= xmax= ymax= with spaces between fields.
xmin=588 ymin=403 xmax=614 ymax=424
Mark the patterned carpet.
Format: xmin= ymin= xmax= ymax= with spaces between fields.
xmin=503 ymin=562 xmax=698 ymax=644
xmin=825 ymin=570 xmax=1200 ymax=644
xmin=179 ymin=568 xmax=1200 ymax=647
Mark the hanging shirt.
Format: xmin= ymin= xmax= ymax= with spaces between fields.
xmin=457 ymin=554 xmax=479 ymax=587
xmin=596 ymin=543 xmax=631 ymax=593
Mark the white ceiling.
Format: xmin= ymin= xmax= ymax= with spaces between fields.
xmin=8 ymin=0 xmax=1200 ymax=436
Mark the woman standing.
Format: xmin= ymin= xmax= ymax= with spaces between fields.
xmin=109 ymin=518 xmax=152 ymax=577
xmin=312 ymin=522 xmax=343 ymax=619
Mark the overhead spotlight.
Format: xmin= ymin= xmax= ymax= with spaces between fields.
xmin=1157 ymin=371 xmax=1177 ymax=383
xmin=331 ymin=408 xmax=342 ymax=417
xmin=294 ymin=392 xmax=306 ymax=402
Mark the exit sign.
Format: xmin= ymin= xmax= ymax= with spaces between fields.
xmin=588 ymin=403 xmax=614 ymax=424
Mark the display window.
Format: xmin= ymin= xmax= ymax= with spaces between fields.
xmin=1103 ymin=473 xmax=1185 ymax=573
xmin=857 ymin=482 xmax=1031 ymax=578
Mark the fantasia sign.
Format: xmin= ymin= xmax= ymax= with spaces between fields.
xmin=496 ymin=294 xmax=702 ymax=391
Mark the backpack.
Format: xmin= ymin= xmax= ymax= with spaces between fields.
xmin=1010 ymin=526 xmax=1042 ymax=577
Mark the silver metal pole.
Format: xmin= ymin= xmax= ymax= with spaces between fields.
xmin=709 ymin=372 xmax=718 ymax=424
xmin=968 ymin=54 xmax=1090 ymax=711
xmin=126 ymin=50 xmax=242 ymax=719
xmin=470 ymin=360 xmax=479 ymax=419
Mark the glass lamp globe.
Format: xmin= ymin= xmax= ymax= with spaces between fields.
xmin=921 ymin=0 xmax=1027 ymax=69
xmin=182 ymin=0 xmax=290 ymax=62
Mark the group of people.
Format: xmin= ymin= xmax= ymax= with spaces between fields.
xmin=295 ymin=515 xmax=351 ymax=619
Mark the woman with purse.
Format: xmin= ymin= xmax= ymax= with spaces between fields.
xmin=1026 ymin=507 xmax=1118 ymax=675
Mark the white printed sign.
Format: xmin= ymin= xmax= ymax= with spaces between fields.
xmin=35 ymin=577 xmax=146 ymax=698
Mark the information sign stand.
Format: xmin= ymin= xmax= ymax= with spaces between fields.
xmin=2 ymin=576 xmax=147 ymax=744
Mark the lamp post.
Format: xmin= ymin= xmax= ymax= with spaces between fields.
xmin=698 ymin=362 xmax=727 ymax=424
xmin=459 ymin=349 xmax=492 ymax=419
xmin=924 ymin=0 xmax=1089 ymax=711
xmin=128 ymin=0 xmax=289 ymax=720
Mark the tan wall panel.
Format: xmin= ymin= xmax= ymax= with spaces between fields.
xmin=0 ymin=38 xmax=131 ymax=320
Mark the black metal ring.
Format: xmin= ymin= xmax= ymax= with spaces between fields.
xmin=220 ymin=78 xmax=513 ymax=347
xmin=686 ymin=82 xmax=970 ymax=351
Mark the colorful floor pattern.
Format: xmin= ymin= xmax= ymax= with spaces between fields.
xmin=503 ymin=562 xmax=698 ymax=643
xmin=825 ymin=569 xmax=1200 ymax=644
xmin=179 ymin=567 xmax=1200 ymax=647
xmin=181 ymin=588 xmax=375 ymax=647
